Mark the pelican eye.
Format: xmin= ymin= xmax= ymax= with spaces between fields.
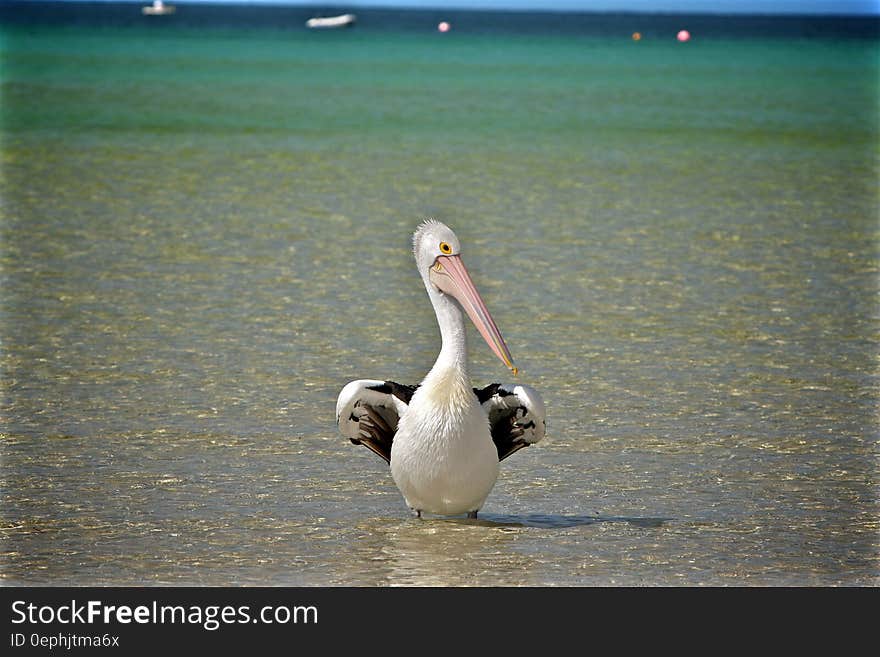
xmin=439 ymin=241 xmax=452 ymax=254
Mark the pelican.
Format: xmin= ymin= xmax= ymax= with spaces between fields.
xmin=336 ymin=220 xmax=546 ymax=518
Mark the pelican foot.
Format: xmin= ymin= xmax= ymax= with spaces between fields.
xmin=467 ymin=511 xmax=478 ymax=519
xmin=411 ymin=509 xmax=422 ymax=519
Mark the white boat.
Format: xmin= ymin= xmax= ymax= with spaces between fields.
xmin=306 ymin=14 xmax=356 ymax=29
xmin=142 ymin=1 xmax=175 ymax=15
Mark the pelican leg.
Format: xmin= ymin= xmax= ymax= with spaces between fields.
xmin=467 ymin=511 xmax=478 ymax=519
xmin=411 ymin=508 xmax=422 ymax=519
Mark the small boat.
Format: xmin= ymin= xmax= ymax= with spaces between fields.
xmin=142 ymin=1 xmax=175 ymax=15
xmin=306 ymin=14 xmax=356 ymax=29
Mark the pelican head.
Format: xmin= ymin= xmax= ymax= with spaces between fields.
xmin=412 ymin=220 xmax=517 ymax=374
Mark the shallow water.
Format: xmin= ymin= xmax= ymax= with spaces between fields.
xmin=1 ymin=8 xmax=878 ymax=585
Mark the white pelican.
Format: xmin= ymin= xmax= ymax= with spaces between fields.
xmin=336 ymin=220 xmax=545 ymax=518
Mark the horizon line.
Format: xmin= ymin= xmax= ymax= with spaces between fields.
xmin=5 ymin=0 xmax=880 ymax=18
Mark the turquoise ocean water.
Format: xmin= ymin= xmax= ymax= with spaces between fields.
xmin=1 ymin=3 xmax=878 ymax=585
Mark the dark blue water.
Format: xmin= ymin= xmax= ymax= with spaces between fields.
xmin=2 ymin=1 xmax=878 ymax=39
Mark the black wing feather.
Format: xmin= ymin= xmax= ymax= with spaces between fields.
xmin=474 ymin=382 xmax=545 ymax=461
xmin=367 ymin=381 xmax=419 ymax=405
xmin=341 ymin=380 xmax=419 ymax=464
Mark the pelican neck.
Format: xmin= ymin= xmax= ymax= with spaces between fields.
xmin=426 ymin=284 xmax=470 ymax=379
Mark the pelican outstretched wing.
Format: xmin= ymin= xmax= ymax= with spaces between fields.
xmin=336 ymin=380 xmax=417 ymax=464
xmin=337 ymin=379 xmax=545 ymax=464
xmin=475 ymin=383 xmax=546 ymax=461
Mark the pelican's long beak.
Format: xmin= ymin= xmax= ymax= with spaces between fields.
xmin=430 ymin=254 xmax=517 ymax=375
